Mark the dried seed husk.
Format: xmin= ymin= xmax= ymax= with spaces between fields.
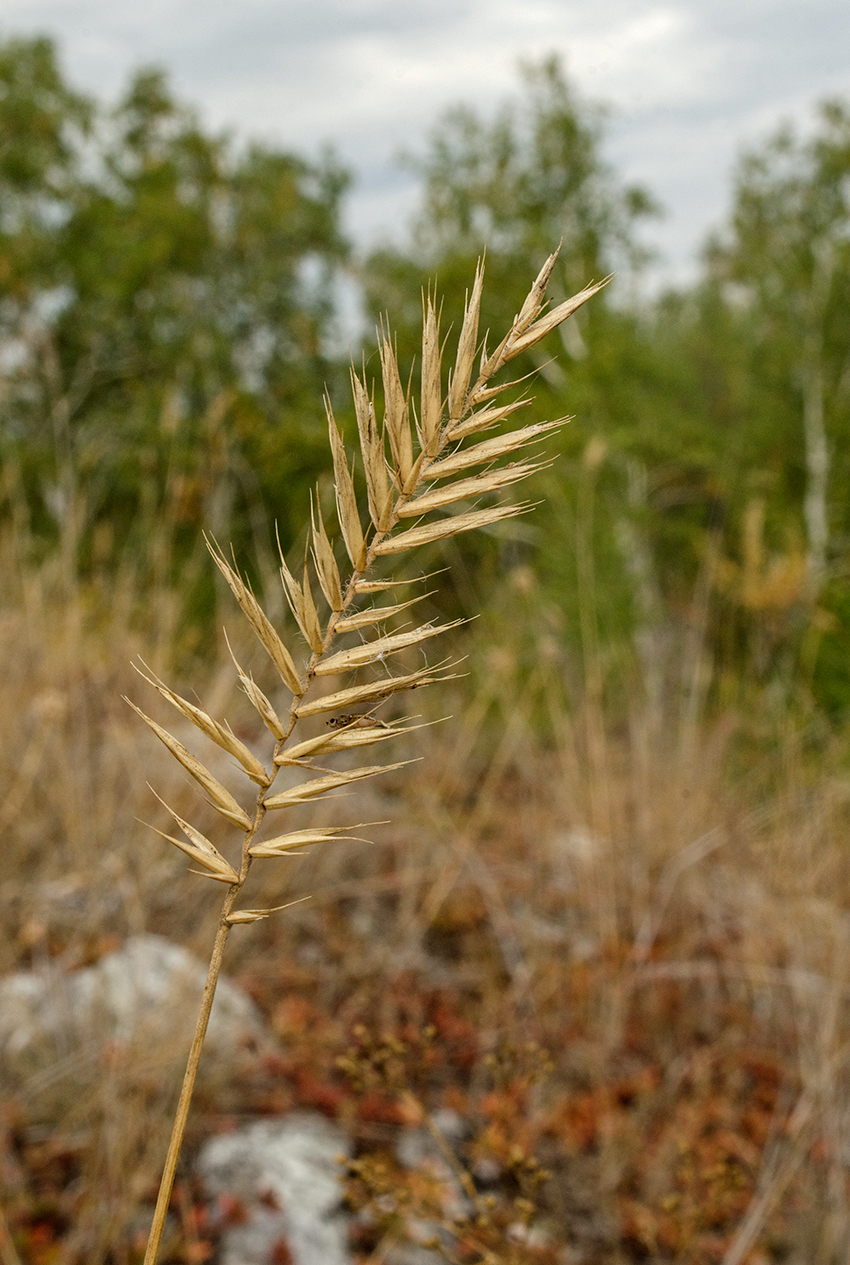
xmin=277 ymin=723 xmax=411 ymax=764
xmin=448 ymin=259 xmax=484 ymax=423
xmin=380 ymin=332 xmax=414 ymax=486
xmin=226 ymin=897 xmax=311 ymax=925
xmin=279 ymin=552 xmax=320 ymax=652
xmin=143 ymin=792 xmax=240 ymax=883
xmin=353 ymin=577 xmax=419 ymax=594
xmin=263 ymin=761 xmax=408 ymax=810
xmin=301 ymin=563 xmax=324 ymax=651
xmin=467 ymin=372 xmax=533 ymax=409
xmin=133 ymin=662 xmax=269 ymax=786
xmin=447 ymin=396 xmax=530 ymax=441
xmin=311 ymin=496 xmax=344 ymax=611
xmin=334 ymin=594 xmax=430 ymax=633
xmin=514 ymin=248 xmax=561 ymax=336
xmin=327 ymin=403 xmax=367 ymax=571
xmin=127 ymin=700 xmax=253 ymax=830
xmin=207 ymin=539 xmax=303 ymax=696
xmin=507 ymin=279 xmax=607 ymax=359
xmin=249 ymin=824 xmax=378 ymax=857
xmin=315 ymin=620 xmax=461 ymax=676
xmin=373 ymin=504 xmax=529 ymax=555
xmin=397 ymin=461 xmax=545 ymax=518
xmin=427 ymin=421 xmax=562 ymax=481
xmin=351 ymin=368 xmax=392 ymax=529
xmin=225 ymin=635 xmax=286 ymax=740
xmin=419 ymin=294 xmax=442 ymax=457
xmin=294 ymin=666 xmax=449 ymax=718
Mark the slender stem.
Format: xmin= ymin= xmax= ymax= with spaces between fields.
xmin=142 ymin=894 xmax=236 ymax=1265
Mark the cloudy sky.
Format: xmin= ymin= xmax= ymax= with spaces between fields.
xmin=3 ymin=0 xmax=849 ymax=287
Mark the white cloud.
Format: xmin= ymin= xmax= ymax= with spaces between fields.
xmin=2 ymin=0 xmax=849 ymax=284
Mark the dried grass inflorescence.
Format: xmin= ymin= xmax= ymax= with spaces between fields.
xmin=134 ymin=251 xmax=605 ymax=1263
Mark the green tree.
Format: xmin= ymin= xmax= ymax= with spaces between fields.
xmin=361 ymin=58 xmax=700 ymax=712
xmin=0 ymin=38 xmax=350 ymax=582
xmin=698 ymin=102 xmax=850 ymax=710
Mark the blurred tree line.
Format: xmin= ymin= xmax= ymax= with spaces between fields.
xmin=2 ymin=36 xmax=850 ymax=716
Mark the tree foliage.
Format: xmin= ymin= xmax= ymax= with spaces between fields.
xmin=0 ymin=37 xmax=350 ymax=575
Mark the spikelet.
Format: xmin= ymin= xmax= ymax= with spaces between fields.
xmin=226 ymin=897 xmax=310 ymax=925
xmin=351 ymin=368 xmax=392 ymax=529
xmin=379 ymin=329 xmax=414 ymax=488
xmin=374 ymin=505 xmax=531 ymax=555
xmin=314 ymin=621 xmax=462 ymax=677
xmin=133 ymin=662 xmax=269 ymax=786
xmin=127 ymin=700 xmax=252 ymax=830
xmin=294 ymin=665 xmax=457 ymax=719
xmin=225 ymin=633 xmax=286 ymax=740
xmin=327 ymin=400 xmax=367 ymax=571
xmin=248 ymin=824 xmax=380 ymax=857
xmin=279 ymin=547 xmax=325 ymax=654
xmin=276 ymin=724 xmax=412 ymax=765
xmin=334 ymin=593 xmax=430 ymax=632
xmin=427 ymin=421 xmax=562 ymax=480
xmin=448 ymin=259 xmax=484 ymax=425
xmin=143 ymin=790 xmax=240 ymax=883
xmin=263 ymin=762 xmax=409 ymax=810
xmin=207 ymin=538 xmax=302 ymax=696
xmin=396 ymin=461 xmax=545 ymax=518
xmin=419 ymin=290 xmax=443 ymax=458
xmin=310 ymin=494 xmax=344 ymax=611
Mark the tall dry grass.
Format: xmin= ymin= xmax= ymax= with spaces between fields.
xmin=4 ymin=537 xmax=850 ymax=1261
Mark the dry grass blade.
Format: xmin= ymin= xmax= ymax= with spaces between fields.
xmin=314 ymin=620 xmax=462 ymax=677
xmin=126 ymin=700 xmax=253 ymax=830
xmin=419 ymin=291 xmax=443 ymax=457
xmin=207 ymin=538 xmax=303 ymax=695
xmin=248 ymin=824 xmax=378 ymax=857
xmin=397 ymin=461 xmax=546 ymax=518
xmin=374 ymin=504 xmax=530 ymax=555
xmin=327 ymin=403 xmax=367 ymax=570
xmin=225 ymin=634 xmax=286 ymax=740
xmin=351 ymin=368 xmax=391 ymax=529
xmin=133 ymin=662 xmax=269 ymax=786
xmin=448 ymin=259 xmax=484 ymax=423
xmin=428 ymin=420 xmax=562 ymax=480
xmin=311 ymin=496 xmax=344 ymax=611
xmin=263 ymin=761 xmax=409 ymax=810
xmin=334 ymin=594 xmax=430 ymax=633
xmin=380 ymin=330 xmax=414 ymax=487
xmin=294 ymin=665 xmax=453 ymax=718
xmin=143 ymin=791 xmax=239 ymax=883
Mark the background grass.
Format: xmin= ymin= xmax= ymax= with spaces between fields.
xmin=3 ymin=32 xmax=850 ymax=1265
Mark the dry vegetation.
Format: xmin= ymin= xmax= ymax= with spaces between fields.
xmin=4 ymin=260 xmax=850 ymax=1265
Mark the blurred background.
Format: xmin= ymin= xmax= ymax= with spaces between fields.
xmin=2 ymin=3 xmax=850 ymax=1262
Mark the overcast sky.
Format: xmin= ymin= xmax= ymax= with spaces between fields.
xmin=3 ymin=0 xmax=849 ymax=288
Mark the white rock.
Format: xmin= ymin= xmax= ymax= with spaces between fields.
xmin=0 ymin=934 xmax=268 ymax=1088
xmin=198 ymin=1114 xmax=351 ymax=1265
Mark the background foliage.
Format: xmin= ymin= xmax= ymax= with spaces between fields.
xmin=1 ymin=35 xmax=850 ymax=706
